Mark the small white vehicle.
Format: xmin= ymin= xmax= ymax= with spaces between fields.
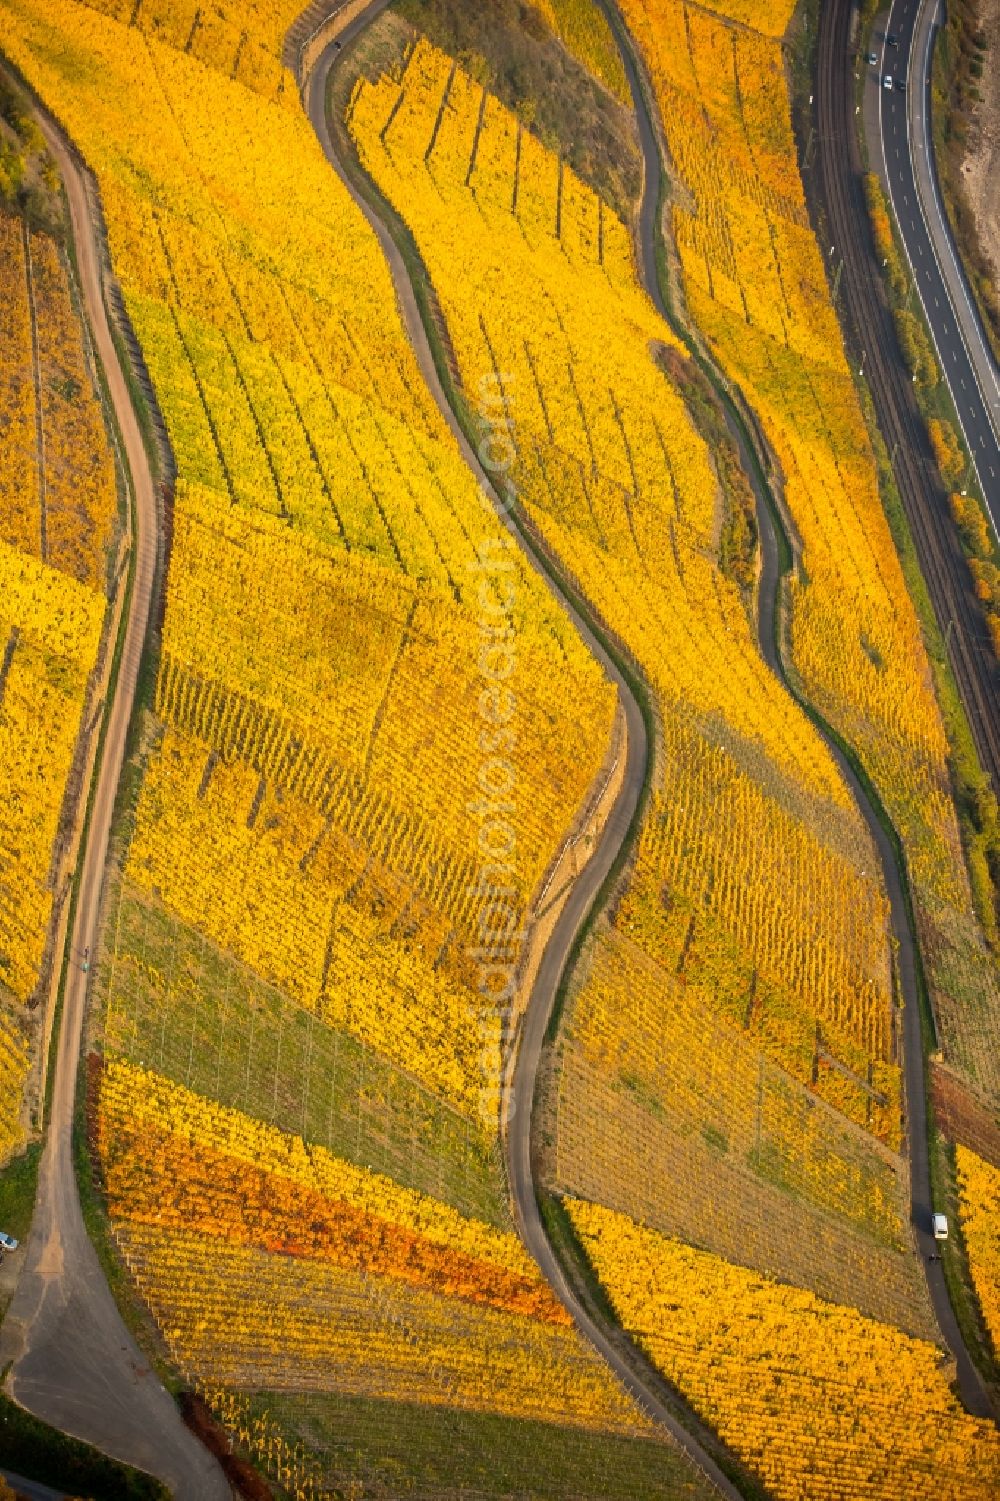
xmin=0 ymin=1231 xmax=18 ymax=1251
xmin=932 ymin=1214 xmax=949 ymax=1241
xmin=883 ymin=73 xmax=894 ymax=90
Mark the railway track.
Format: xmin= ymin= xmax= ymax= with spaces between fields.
xmin=814 ymin=0 xmax=1000 ymax=791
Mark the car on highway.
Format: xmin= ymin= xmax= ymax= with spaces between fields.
xmin=896 ymin=71 xmax=907 ymax=90
xmin=0 ymin=1231 xmax=18 ymax=1251
xmin=883 ymin=73 xmax=894 ymax=89
xmin=886 ymin=31 xmax=899 ymax=45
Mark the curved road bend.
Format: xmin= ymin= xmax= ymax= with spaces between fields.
xmin=607 ymin=0 xmax=993 ymax=1418
xmin=305 ymin=8 xmax=741 ymax=1496
xmin=874 ymin=0 xmax=1000 ymax=536
xmin=821 ymin=0 xmax=1000 ymax=791
xmin=0 ymin=106 xmax=230 ymax=1497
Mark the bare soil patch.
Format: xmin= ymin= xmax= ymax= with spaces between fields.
xmin=932 ymin=1060 xmax=1000 ymax=1167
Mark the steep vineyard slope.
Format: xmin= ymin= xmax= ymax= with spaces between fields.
xmin=569 ymin=1197 xmax=1000 ymax=1501
xmin=0 ymin=122 xmax=119 ymax=1160
xmin=0 ymin=1 xmax=721 ymax=1495
xmin=340 ymin=5 xmax=1000 ymax=1495
xmin=347 ymin=6 xmax=921 ymax=1307
xmin=617 ymin=0 xmax=999 ymax=1105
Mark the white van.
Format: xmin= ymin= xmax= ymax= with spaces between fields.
xmin=933 ymin=1214 xmax=949 ymax=1241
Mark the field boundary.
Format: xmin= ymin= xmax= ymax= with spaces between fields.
xmin=303 ymin=7 xmax=755 ymax=1496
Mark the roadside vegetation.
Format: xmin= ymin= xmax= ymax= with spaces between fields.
xmin=861 ymin=168 xmax=1000 ymax=944
xmin=930 ymin=0 xmax=1000 ymax=362
xmin=0 ymin=73 xmax=62 ymax=235
xmin=0 ymin=1388 xmax=166 ymax=1500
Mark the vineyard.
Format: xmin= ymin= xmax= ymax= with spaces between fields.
xmin=0 ymin=0 xmax=732 ymax=1491
xmin=345 ymin=17 xmax=915 ymax=1310
xmin=955 ymin=1145 xmax=1000 ymax=1357
xmin=0 ymin=189 xmax=117 ymax=1157
xmin=347 ymin=33 xmax=902 ymax=1135
xmin=617 ymin=0 xmax=1000 ymax=1106
xmin=1 ymin=0 xmax=998 ymax=1495
xmin=91 ymin=1055 xmax=721 ymax=1491
xmin=550 ymin=923 xmax=934 ymax=1337
xmin=201 ymin=1388 xmax=714 ymax=1501
xmin=567 ymin=1197 xmax=1000 ymax=1501
xmin=342 ymin=13 xmax=999 ymax=1498
xmin=66 ymin=0 xmax=309 ymax=104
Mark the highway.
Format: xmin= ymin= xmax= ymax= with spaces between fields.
xmin=871 ymin=0 xmax=1000 ymax=538
xmin=0 ymin=90 xmax=228 ymax=1501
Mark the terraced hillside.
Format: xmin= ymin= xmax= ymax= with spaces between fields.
xmin=0 ymin=89 xmax=119 ymax=1162
xmin=341 ymin=2 xmax=1000 ymax=1495
xmin=0 ymin=0 xmax=997 ymax=1495
xmin=617 ymin=0 xmax=999 ymax=1108
xmin=0 ymin=0 xmax=720 ymax=1495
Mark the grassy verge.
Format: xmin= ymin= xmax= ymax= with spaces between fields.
xmin=0 ymin=1147 xmax=41 ymax=1319
xmin=864 ymin=171 xmax=992 ymax=517
xmin=929 ymin=1128 xmax=1000 ymax=1396
xmin=0 ymin=1389 xmax=167 ymax=1499
xmin=0 ymin=1150 xmax=40 ymax=1250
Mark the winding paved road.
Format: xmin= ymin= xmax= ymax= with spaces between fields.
xmin=871 ymin=0 xmax=1000 ymax=537
xmin=0 ymin=102 xmax=229 ymax=1500
xmin=305 ymin=7 xmax=741 ymax=1496
xmin=311 ymin=0 xmax=996 ymax=1483
xmin=606 ymin=0 xmax=993 ymax=1421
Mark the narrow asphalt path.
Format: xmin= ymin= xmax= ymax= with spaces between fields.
xmin=304 ymin=6 xmax=739 ymax=1495
xmin=0 ymin=104 xmax=229 ymax=1498
xmin=611 ymin=0 xmax=994 ymax=1419
xmin=873 ymin=0 xmax=1000 ymax=536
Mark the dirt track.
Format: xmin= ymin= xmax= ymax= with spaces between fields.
xmin=0 ymin=99 xmax=229 ymax=1501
